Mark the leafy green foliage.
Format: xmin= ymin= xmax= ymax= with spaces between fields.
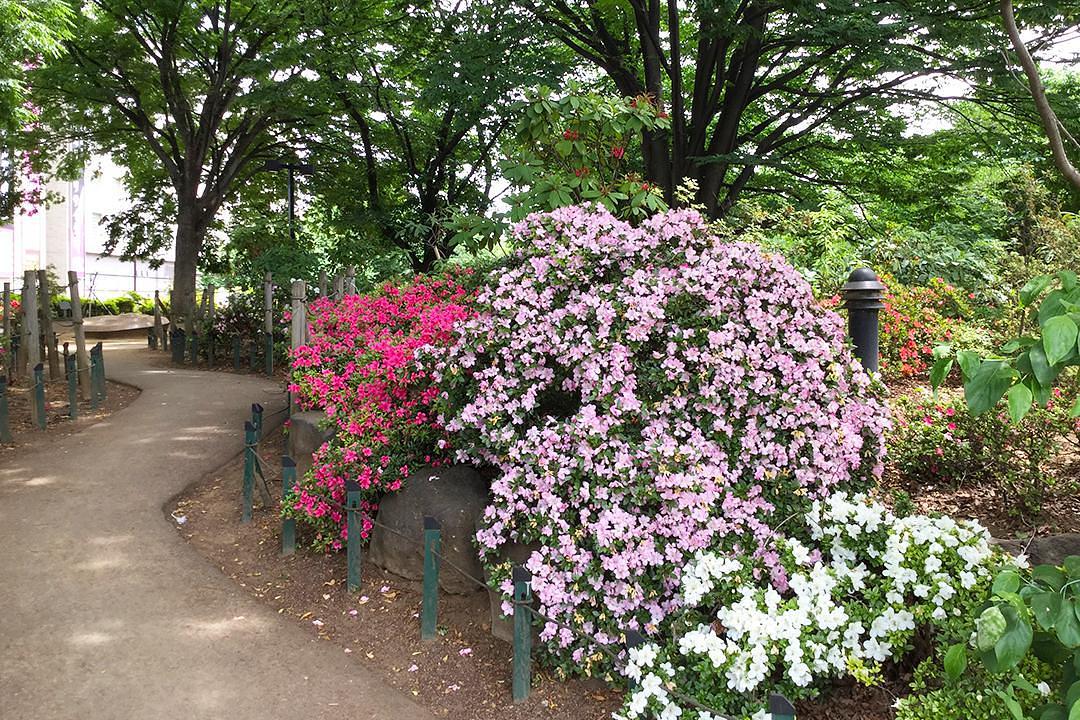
xmin=932 ymin=271 xmax=1080 ymax=422
xmin=945 ymin=559 xmax=1080 ymax=720
xmin=501 ymin=87 xmax=670 ymax=221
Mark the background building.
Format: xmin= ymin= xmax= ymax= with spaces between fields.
xmin=0 ymin=157 xmax=175 ymax=300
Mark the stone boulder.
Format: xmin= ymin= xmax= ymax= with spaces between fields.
xmin=286 ymin=411 xmax=335 ymax=480
xmin=369 ymin=465 xmax=491 ymax=595
xmin=482 ymin=539 xmax=542 ymax=644
xmin=996 ymin=534 xmax=1080 ymax=567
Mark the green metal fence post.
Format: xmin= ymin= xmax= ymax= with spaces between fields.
xmin=32 ymin=363 xmax=46 ymax=430
xmin=421 ymin=516 xmax=441 ymax=640
xmin=232 ymin=336 xmax=241 ymax=370
xmin=624 ymin=629 xmax=646 ymax=689
xmin=346 ymin=479 xmax=362 ymax=592
xmin=93 ymin=342 xmax=107 ymax=400
xmin=251 ymin=403 xmax=264 ymax=441
xmin=0 ymin=377 xmax=11 ymax=443
xmin=512 ymin=565 xmax=533 ymax=703
xmin=281 ymin=456 xmax=296 ymax=556
xmin=65 ymin=353 xmax=78 ymax=419
xmin=769 ymin=694 xmax=796 ymax=720
xmin=241 ymin=421 xmax=256 ymax=523
xmin=89 ymin=350 xmax=100 ymax=410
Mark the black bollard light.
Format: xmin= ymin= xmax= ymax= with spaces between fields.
xmin=841 ymin=268 xmax=885 ymax=374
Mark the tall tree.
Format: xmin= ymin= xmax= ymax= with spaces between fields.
xmin=28 ymin=0 xmax=328 ymax=323
xmin=304 ymin=0 xmax=567 ymax=271
xmin=0 ymin=0 xmax=71 ymax=220
xmin=521 ymin=0 xmax=1071 ymax=217
xmin=1000 ymin=0 xmax=1080 ymax=191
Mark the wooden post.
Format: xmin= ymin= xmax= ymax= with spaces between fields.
xmin=318 ymin=270 xmax=328 ymax=297
xmin=65 ymin=352 xmax=78 ymax=419
xmin=346 ymin=480 xmax=362 ymax=592
xmin=32 ymin=363 xmax=46 ymax=430
xmin=281 ymin=456 xmax=296 ymax=556
xmin=333 ymin=275 xmax=344 ymax=299
xmin=512 ymin=565 xmax=533 ymax=702
xmin=0 ymin=376 xmax=11 ymax=443
xmin=421 ymin=516 xmax=441 ymax=640
xmin=153 ymin=290 xmax=164 ymax=351
xmin=68 ymin=272 xmax=90 ymax=401
xmin=206 ymin=285 xmax=215 ymax=367
xmin=242 ymin=421 xmax=256 ymax=523
xmin=2 ymin=282 xmax=10 ymax=380
xmin=89 ymin=348 xmax=100 ymax=410
xmin=345 ymin=265 xmax=356 ymax=295
xmin=37 ymin=269 xmax=58 ymax=380
xmin=263 ymin=272 xmax=274 ymax=376
xmin=290 ymin=280 xmax=306 ymax=414
xmin=23 ymin=271 xmax=40 ymax=418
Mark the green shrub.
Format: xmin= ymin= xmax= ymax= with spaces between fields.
xmin=888 ymin=390 xmax=1067 ymax=515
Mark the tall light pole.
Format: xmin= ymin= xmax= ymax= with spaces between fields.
xmin=264 ymin=159 xmax=314 ymax=243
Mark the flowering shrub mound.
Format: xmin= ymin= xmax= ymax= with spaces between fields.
xmin=430 ymin=204 xmax=890 ymax=671
xmin=619 ymin=494 xmax=1001 ymax=720
xmin=877 ymin=276 xmax=988 ymax=379
xmin=288 ymin=274 xmax=472 ymax=550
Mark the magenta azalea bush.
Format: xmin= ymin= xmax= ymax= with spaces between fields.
xmin=428 ymin=204 xmax=891 ymax=673
xmin=288 ymin=274 xmax=472 ymax=550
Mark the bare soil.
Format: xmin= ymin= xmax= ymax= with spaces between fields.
xmin=172 ymin=426 xmax=622 ymax=720
xmin=0 ymin=373 xmax=138 ymax=453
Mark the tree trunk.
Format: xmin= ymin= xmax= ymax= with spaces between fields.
xmin=172 ymin=209 xmax=201 ymax=335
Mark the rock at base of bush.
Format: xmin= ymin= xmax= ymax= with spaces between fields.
xmin=481 ymin=540 xmax=542 ymax=645
xmin=369 ymin=465 xmax=490 ymax=595
xmin=996 ymin=533 xmax=1080 ymax=567
xmin=286 ymin=411 xmax=334 ymax=480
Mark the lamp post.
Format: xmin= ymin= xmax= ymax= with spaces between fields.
xmin=264 ymin=159 xmax=314 ymax=243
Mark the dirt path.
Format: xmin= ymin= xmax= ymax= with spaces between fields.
xmin=0 ymin=340 xmax=433 ymax=720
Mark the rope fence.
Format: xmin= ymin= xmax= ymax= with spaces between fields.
xmin=236 ymin=406 xmax=797 ymax=720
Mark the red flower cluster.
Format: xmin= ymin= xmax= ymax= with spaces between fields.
xmin=287 ymin=274 xmax=474 ymax=550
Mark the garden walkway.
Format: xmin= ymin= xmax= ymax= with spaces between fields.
xmin=0 ymin=340 xmax=433 ymax=720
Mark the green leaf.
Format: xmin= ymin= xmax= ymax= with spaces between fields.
xmin=1061 ymin=271 xmax=1078 ymax=291
xmin=930 ymin=357 xmax=954 ymax=391
xmin=965 ymin=361 xmax=1016 ymax=416
xmin=1029 ymin=344 xmax=1061 ymax=389
xmin=1072 ymin=396 xmax=1080 ymax=419
xmin=944 ymin=643 xmax=967 ymax=681
xmin=995 ymin=608 xmax=1033 ymax=670
xmin=957 ymin=350 xmax=981 ymax=380
xmin=1028 ymin=561 xmax=1062 ymax=591
xmin=1007 ymin=383 xmax=1034 ymax=423
xmin=995 ymin=570 xmax=1022 ymax=595
xmin=1043 ymin=315 xmax=1079 ymax=367
xmin=1067 ymin=681 xmax=1080 ymax=711
xmin=996 ymin=689 xmax=1025 ymax=720
xmin=1041 ymin=705 xmax=1068 ymax=720
xmin=1066 ymin=556 xmax=1080 ymax=580
xmin=1022 ymin=274 xmax=1054 ymax=306
xmin=979 ymin=606 xmax=1009 ymax=652
xmin=1034 ymin=592 xmax=1064 ymax=630
xmin=1070 ymin=701 xmax=1080 ymax=720
xmin=1058 ymin=598 xmax=1080 ymax=648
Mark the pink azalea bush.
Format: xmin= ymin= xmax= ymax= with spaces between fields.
xmin=288 ymin=274 xmax=473 ymax=550
xmin=427 ymin=204 xmax=891 ymax=673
